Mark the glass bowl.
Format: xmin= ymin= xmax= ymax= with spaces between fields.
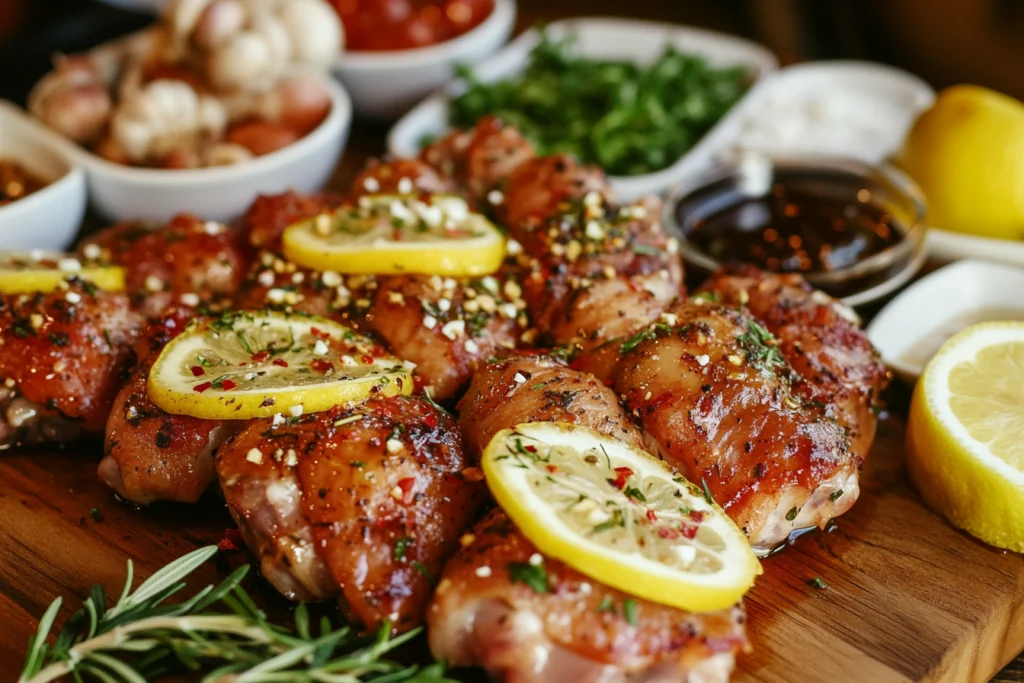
xmin=664 ymin=154 xmax=928 ymax=306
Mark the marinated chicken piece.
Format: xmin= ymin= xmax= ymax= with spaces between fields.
xmin=502 ymin=154 xmax=610 ymax=234
xmin=0 ymin=279 xmax=140 ymax=445
xmin=238 ymin=190 xmax=343 ymax=252
xmin=421 ymin=116 xmax=534 ymax=204
xmin=80 ymin=215 xmax=250 ymax=317
xmin=352 ymin=158 xmax=455 ymax=197
xmin=456 ymin=354 xmax=643 ymax=457
xmin=429 ymin=509 xmax=748 ymax=683
xmin=99 ymin=305 xmax=233 ymax=504
xmin=612 ymin=300 xmax=854 ymax=552
xmin=369 ymin=274 xmax=525 ymax=401
xmin=234 ymin=251 xmax=377 ymax=331
xmin=216 ymin=395 xmax=483 ymax=632
xmin=699 ymin=266 xmax=888 ymax=461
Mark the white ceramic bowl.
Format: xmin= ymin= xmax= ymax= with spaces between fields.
xmin=0 ymin=102 xmax=86 ymax=250
xmin=925 ymin=228 xmax=1024 ymax=268
xmin=42 ymin=77 xmax=352 ymax=224
xmin=333 ymin=0 xmax=516 ymax=120
xmin=388 ymin=17 xmax=777 ymax=201
xmin=704 ymin=60 xmax=935 ymax=166
xmin=866 ymin=260 xmax=1024 ymax=383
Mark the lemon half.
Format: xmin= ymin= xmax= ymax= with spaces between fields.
xmin=483 ymin=422 xmax=760 ymax=613
xmin=148 ymin=311 xmax=412 ymax=420
xmin=282 ymin=194 xmax=505 ymax=276
xmin=907 ymin=321 xmax=1024 ymax=550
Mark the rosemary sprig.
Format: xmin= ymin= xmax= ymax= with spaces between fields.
xmin=19 ymin=545 xmax=453 ymax=683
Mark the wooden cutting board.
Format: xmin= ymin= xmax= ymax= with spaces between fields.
xmin=1 ymin=415 xmax=1023 ymax=682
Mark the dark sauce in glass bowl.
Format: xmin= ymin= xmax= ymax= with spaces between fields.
xmin=672 ymin=162 xmax=926 ymax=302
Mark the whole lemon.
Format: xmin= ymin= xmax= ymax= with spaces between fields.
xmin=898 ymin=85 xmax=1024 ymax=241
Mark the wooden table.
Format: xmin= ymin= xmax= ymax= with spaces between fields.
xmin=4 ymin=6 xmax=1024 ymax=679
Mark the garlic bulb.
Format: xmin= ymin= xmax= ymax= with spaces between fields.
xmin=112 ymin=79 xmax=228 ymax=163
xmin=28 ymin=55 xmax=113 ymax=144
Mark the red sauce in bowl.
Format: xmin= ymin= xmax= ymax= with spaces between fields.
xmin=332 ymin=0 xmax=494 ymax=52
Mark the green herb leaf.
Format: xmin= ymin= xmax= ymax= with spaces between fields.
xmin=700 ymin=477 xmax=714 ymax=506
xmin=393 ymin=537 xmax=414 ymax=561
xmin=807 ymin=576 xmax=828 ymax=590
xmin=507 ymin=562 xmax=550 ymax=594
xmin=623 ymin=598 xmax=638 ymax=625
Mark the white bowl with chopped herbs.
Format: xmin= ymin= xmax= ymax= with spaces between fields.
xmin=388 ymin=17 xmax=777 ymax=201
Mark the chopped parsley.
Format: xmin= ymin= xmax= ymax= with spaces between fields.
xmin=807 ymin=576 xmax=828 ymax=590
xmin=623 ymin=486 xmax=647 ymax=503
xmin=700 ymin=477 xmax=714 ymax=506
xmin=89 ymin=508 xmax=103 ymax=522
xmin=829 ymin=489 xmax=844 ymax=502
xmin=623 ymin=598 xmax=638 ymax=625
xmin=620 ymin=323 xmax=672 ymax=354
xmin=393 ymin=537 xmax=414 ymax=561
xmin=785 ymin=507 xmax=799 ymax=522
xmin=597 ymin=595 xmax=616 ymax=614
xmin=736 ymin=319 xmax=786 ymax=374
xmin=508 ymin=562 xmax=550 ymax=594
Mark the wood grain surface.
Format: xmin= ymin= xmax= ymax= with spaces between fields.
xmin=3 ymin=50 xmax=1024 ymax=683
xmin=4 ymin=415 xmax=1024 ymax=683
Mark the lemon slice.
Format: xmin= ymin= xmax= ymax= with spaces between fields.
xmin=282 ymin=194 xmax=505 ymax=276
xmin=148 ymin=311 xmax=412 ymax=420
xmin=0 ymin=251 xmax=125 ymax=294
xmin=907 ymin=321 xmax=1024 ymax=551
xmin=482 ymin=422 xmax=760 ymax=612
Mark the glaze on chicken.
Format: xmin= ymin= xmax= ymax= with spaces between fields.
xmin=0 ymin=279 xmax=140 ymax=446
xmin=612 ymin=299 xmax=854 ymax=552
xmin=216 ymin=395 xmax=483 ymax=632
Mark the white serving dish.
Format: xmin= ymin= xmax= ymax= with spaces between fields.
xmin=925 ymin=228 xmax=1024 ymax=267
xmin=333 ymin=0 xmax=516 ymax=120
xmin=866 ymin=259 xmax=1024 ymax=383
xmin=0 ymin=102 xmax=86 ymax=250
xmin=387 ymin=17 xmax=778 ymax=201
xmin=37 ymin=75 xmax=351 ymax=224
xmin=704 ymin=60 xmax=935 ymax=166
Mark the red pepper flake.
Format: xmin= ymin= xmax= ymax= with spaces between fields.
xmin=217 ymin=528 xmax=243 ymax=552
xmin=546 ymin=464 xmax=559 ymax=473
xmin=603 ymin=378 xmax=614 ymax=387
xmin=361 ymin=354 xmax=374 ymax=364
xmin=310 ymin=327 xmax=330 ymax=340
xmin=657 ymin=526 xmax=680 ymax=540
xmin=272 ymin=358 xmax=289 ymax=367
xmin=371 ymin=345 xmax=387 ymax=357
xmin=646 ymin=509 xmax=658 ymax=522
xmin=220 ymin=379 xmax=237 ymax=391
xmin=190 ymin=366 xmax=205 ymax=377
xmin=423 ymin=413 xmax=439 ymax=429
xmin=680 ymin=524 xmax=698 ymax=540
xmin=311 ymin=358 xmax=333 ymax=374
xmin=525 ymin=445 xmax=538 ymax=453
xmin=193 ymin=381 xmax=212 ymax=393
xmin=688 ymin=510 xmax=706 ymax=523
xmin=611 ymin=466 xmax=633 ymax=490
xmin=397 ymin=477 xmax=416 ymax=505
xmin=251 ymin=350 xmax=270 ymax=363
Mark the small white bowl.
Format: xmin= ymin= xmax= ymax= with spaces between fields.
xmin=866 ymin=260 xmax=1024 ymax=383
xmin=332 ymin=0 xmax=516 ymax=120
xmin=0 ymin=101 xmax=86 ymax=250
xmin=705 ymin=60 xmax=935 ymax=166
xmin=926 ymin=228 xmax=1024 ymax=268
xmin=387 ymin=17 xmax=777 ymax=201
xmin=40 ymin=76 xmax=352 ymax=224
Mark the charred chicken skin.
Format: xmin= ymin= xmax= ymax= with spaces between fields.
xmin=216 ymin=395 xmax=483 ymax=633
xmin=0 ymin=279 xmax=140 ymax=446
xmin=99 ymin=305 xmax=234 ymax=504
xmin=699 ymin=266 xmax=888 ymax=462
xmin=429 ymin=509 xmax=748 ymax=683
xmin=79 ymin=214 xmax=250 ymax=317
xmin=612 ymin=299 xmax=855 ymax=552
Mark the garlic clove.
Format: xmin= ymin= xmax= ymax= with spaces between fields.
xmin=207 ymin=30 xmax=274 ymax=91
xmin=192 ymin=0 xmax=247 ymax=50
xmin=276 ymin=0 xmax=342 ymax=67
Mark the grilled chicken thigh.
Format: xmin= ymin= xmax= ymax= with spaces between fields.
xmin=239 ymin=191 xmax=343 ymax=252
xmin=352 ymin=158 xmax=455 ymax=198
xmin=699 ymin=266 xmax=888 ymax=461
xmin=0 ymin=279 xmax=140 ymax=446
xmin=80 ymin=214 xmax=250 ymax=317
xmin=430 ymin=509 xmax=748 ymax=683
xmin=99 ymin=305 xmax=233 ymax=504
xmin=457 ymin=354 xmax=643 ymax=456
xmin=612 ymin=299 xmax=854 ymax=552
xmin=369 ymin=274 xmax=525 ymax=400
xmin=216 ymin=395 xmax=483 ymax=632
